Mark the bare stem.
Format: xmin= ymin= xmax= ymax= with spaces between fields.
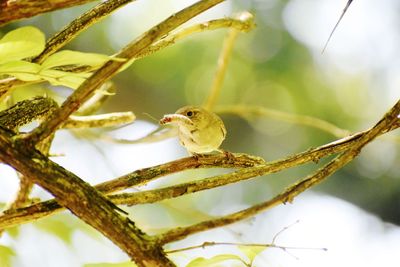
xmin=139 ymin=11 xmax=255 ymax=60
xmin=165 ymin=241 xmax=327 ymax=254
xmin=63 ymin=112 xmax=135 ymax=129
xmin=23 ymin=0 xmax=226 ymax=145
xmin=216 ymin=105 xmax=351 ymax=137
xmin=203 ymin=16 xmax=247 ymax=110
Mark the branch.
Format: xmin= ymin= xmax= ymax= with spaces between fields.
xmin=0 ymin=153 xmax=264 ymax=229
xmin=0 ymin=128 xmax=173 ymax=266
xmin=139 ymin=12 xmax=254 ymax=61
xmin=0 ymin=96 xmax=134 ymax=131
xmin=2 ymin=118 xmax=398 ymax=230
xmin=0 ymin=132 xmax=54 ymax=237
xmin=8 ymin=174 xmax=33 ymax=209
xmin=155 ymin=100 xmax=400 ymax=245
xmin=0 ymin=0 xmax=97 ymax=26
xmin=23 ymin=0 xmax=226 ymax=145
xmin=110 ymin=122 xmax=400 ymax=207
xmin=63 ymin=112 xmax=135 ymax=129
xmin=0 ymin=96 xmax=58 ymax=132
xmin=33 ymin=0 xmax=138 ymax=63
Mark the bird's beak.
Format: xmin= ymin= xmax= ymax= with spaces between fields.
xmin=159 ymin=114 xmax=193 ymax=126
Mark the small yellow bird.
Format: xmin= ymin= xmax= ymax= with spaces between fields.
xmin=160 ymin=106 xmax=226 ymax=155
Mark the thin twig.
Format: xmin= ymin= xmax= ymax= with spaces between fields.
xmin=271 ymin=220 xmax=300 ymax=245
xmin=203 ymin=26 xmax=242 ymax=110
xmin=322 ymin=0 xmax=354 ymax=53
xmin=139 ymin=11 xmax=254 ymax=60
xmin=63 ymin=112 xmax=135 ymax=129
xmin=75 ymin=81 xmax=117 ymax=115
xmin=165 ymin=241 xmax=327 ymax=254
xmin=216 ymin=105 xmax=351 ymax=138
xmin=23 ymin=0 xmax=226 ymax=145
xmin=95 ymin=126 xmax=178 ymax=145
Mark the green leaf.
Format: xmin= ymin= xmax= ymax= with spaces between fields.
xmin=5 ymin=226 xmax=20 ymax=239
xmin=186 ymin=254 xmax=244 ymax=267
xmin=238 ymin=245 xmax=266 ymax=263
xmin=118 ymin=58 xmax=136 ymax=72
xmin=83 ymin=261 xmax=137 ymax=267
xmin=0 ymin=61 xmax=41 ymax=81
xmin=39 ymin=69 xmax=90 ymax=88
xmin=34 ymin=217 xmax=76 ymax=245
xmin=0 ymin=245 xmax=15 ymax=267
xmin=0 ymin=26 xmax=45 ymax=64
xmin=41 ymin=50 xmax=124 ymax=69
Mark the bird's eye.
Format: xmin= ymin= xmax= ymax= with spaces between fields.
xmin=186 ymin=111 xmax=193 ymax=117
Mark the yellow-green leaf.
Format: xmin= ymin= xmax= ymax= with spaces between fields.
xmin=0 ymin=61 xmax=41 ymax=81
xmin=84 ymin=262 xmax=137 ymax=267
xmin=34 ymin=217 xmax=76 ymax=244
xmin=118 ymin=58 xmax=136 ymax=72
xmin=55 ymin=74 xmax=87 ymax=88
xmin=41 ymin=50 xmax=123 ymax=69
xmin=0 ymin=245 xmax=15 ymax=267
xmin=39 ymin=69 xmax=90 ymax=88
xmin=5 ymin=227 xmax=20 ymax=239
xmin=186 ymin=254 xmax=244 ymax=267
xmin=238 ymin=245 xmax=266 ymax=263
xmin=0 ymin=26 xmax=45 ymax=64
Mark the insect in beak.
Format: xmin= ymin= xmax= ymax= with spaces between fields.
xmin=159 ymin=114 xmax=194 ymax=126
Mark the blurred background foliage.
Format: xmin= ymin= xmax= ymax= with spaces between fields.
xmin=0 ymin=0 xmax=399 ymax=266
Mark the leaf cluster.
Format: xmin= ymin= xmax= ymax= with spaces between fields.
xmin=0 ymin=26 xmax=120 ymax=88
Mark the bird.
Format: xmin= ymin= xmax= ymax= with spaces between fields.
xmin=159 ymin=105 xmax=226 ymax=155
